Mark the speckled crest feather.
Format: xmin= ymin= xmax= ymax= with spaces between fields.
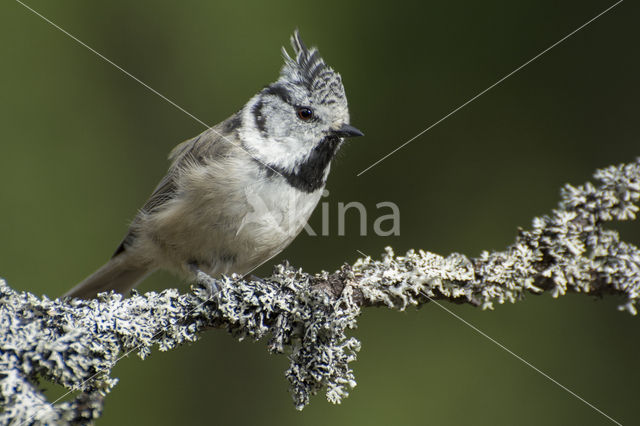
xmin=280 ymin=30 xmax=345 ymax=100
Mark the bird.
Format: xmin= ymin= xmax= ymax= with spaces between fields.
xmin=65 ymin=30 xmax=363 ymax=299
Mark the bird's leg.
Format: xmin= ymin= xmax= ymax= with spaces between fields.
xmin=188 ymin=262 xmax=221 ymax=295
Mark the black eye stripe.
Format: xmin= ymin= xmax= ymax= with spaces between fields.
xmin=263 ymin=84 xmax=293 ymax=104
xmin=263 ymin=85 xmax=319 ymax=122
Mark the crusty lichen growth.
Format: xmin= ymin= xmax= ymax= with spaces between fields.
xmin=349 ymin=160 xmax=640 ymax=313
xmin=0 ymin=266 xmax=361 ymax=424
xmin=0 ymin=159 xmax=638 ymax=424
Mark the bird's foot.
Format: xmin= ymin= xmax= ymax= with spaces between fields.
xmin=189 ymin=263 xmax=221 ymax=296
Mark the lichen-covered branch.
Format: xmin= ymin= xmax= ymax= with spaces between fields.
xmin=1 ymin=159 xmax=639 ymax=424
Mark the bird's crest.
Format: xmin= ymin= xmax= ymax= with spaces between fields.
xmin=280 ymin=30 xmax=343 ymax=96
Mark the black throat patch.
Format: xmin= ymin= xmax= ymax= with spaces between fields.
xmin=260 ymin=135 xmax=342 ymax=193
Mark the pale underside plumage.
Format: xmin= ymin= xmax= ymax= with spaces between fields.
xmin=65 ymin=118 xmax=324 ymax=298
xmin=65 ymin=31 xmax=355 ymax=299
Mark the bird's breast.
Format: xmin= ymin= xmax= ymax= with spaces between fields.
xmin=145 ymin=157 xmax=324 ymax=277
xmin=234 ymin=173 xmax=323 ymax=255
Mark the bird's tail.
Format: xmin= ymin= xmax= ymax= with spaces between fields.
xmin=64 ymin=254 xmax=153 ymax=299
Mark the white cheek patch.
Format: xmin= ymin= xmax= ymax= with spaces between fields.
xmin=240 ymin=99 xmax=315 ymax=174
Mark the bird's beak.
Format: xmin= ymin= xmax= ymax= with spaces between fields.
xmin=331 ymin=123 xmax=364 ymax=138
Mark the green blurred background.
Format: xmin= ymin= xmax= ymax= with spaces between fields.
xmin=1 ymin=0 xmax=638 ymax=424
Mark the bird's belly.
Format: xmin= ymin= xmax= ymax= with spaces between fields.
xmin=147 ymin=174 xmax=323 ymax=279
xmin=230 ymin=179 xmax=323 ymax=271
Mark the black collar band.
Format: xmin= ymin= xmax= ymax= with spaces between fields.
xmin=258 ymin=135 xmax=342 ymax=193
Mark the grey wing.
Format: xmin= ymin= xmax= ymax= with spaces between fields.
xmin=141 ymin=172 xmax=178 ymax=214
xmin=111 ymin=116 xmax=238 ymax=258
xmin=111 ymin=172 xmax=178 ymax=257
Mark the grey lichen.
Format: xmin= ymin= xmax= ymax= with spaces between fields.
xmin=349 ymin=160 xmax=640 ymax=312
xmin=0 ymin=266 xmax=362 ymax=424
xmin=1 ymin=159 xmax=639 ymax=424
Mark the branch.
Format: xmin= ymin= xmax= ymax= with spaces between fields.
xmin=1 ymin=159 xmax=639 ymax=424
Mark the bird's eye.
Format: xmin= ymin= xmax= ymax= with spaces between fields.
xmin=296 ymin=107 xmax=314 ymax=121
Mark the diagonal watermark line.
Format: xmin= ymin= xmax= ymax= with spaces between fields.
xmin=10 ymin=0 xmax=623 ymax=423
xmin=355 ymin=250 xmax=622 ymax=425
xmin=424 ymin=296 xmax=623 ymax=425
xmin=357 ymin=0 xmax=624 ymax=176
xmin=13 ymin=0 xmax=284 ymax=178
xmin=13 ymin=0 xmax=212 ymax=130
